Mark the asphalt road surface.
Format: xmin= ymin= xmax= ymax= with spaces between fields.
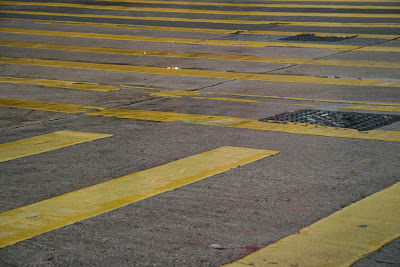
xmin=0 ymin=0 xmax=399 ymax=266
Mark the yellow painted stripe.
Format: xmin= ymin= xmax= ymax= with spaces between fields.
xmin=5 ymin=18 xmax=398 ymax=39
xmin=151 ymin=90 xmax=400 ymax=107
xmin=0 ymin=76 xmax=119 ymax=91
xmin=0 ymin=131 xmax=112 ymax=163
xmin=0 ymin=96 xmax=100 ymax=113
xmin=2 ymin=27 xmax=399 ymax=53
xmin=2 ymin=40 xmax=399 ymax=69
xmin=192 ymin=96 xmax=317 ymax=107
xmin=1 ymin=98 xmax=399 ymax=142
xmin=2 ymin=57 xmax=400 ymax=88
xmin=97 ymin=0 xmax=400 ymax=10
xmin=1 ymin=1 xmax=399 ymax=18
xmin=0 ymin=146 xmax=278 ymax=248
xmin=340 ymin=105 xmax=400 ymax=112
xmin=223 ymin=182 xmax=400 ymax=266
xmin=1 ymin=10 xmax=399 ymax=28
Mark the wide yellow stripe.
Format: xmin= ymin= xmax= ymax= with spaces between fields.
xmin=0 ymin=76 xmax=119 ymax=91
xmin=2 ymin=40 xmax=399 ymax=69
xmin=6 ymin=18 xmax=398 ymax=39
xmin=1 ymin=10 xmax=399 ymax=28
xmin=0 ymin=146 xmax=278 ymax=248
xmin=1 ymin=1 xmax=399 ymax=18
xmin=1 ymin=98 xmax=399 ymax=142
xmin=97 ymin=0 xmax=400 ymax=10
xmin=224 ymin=182 xmax=400 ymax=266
xmin=0 ymin=131 xmax=112 ymax=163
xmin=2 ymin=57 xmax=400 ymax=88
xmin=3 ymin=27 xmax=400 ymax=53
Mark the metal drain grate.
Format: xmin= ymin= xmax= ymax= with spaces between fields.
xmin=260 ymin=110 xmax=400 ymax=131
xmin=280 ymin=34 xmax=356 ymax=42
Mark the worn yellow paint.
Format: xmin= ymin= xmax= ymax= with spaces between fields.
xmin=1 ymin=11 xmax=399 ymax=28
xmin=340 ymin=105 xmax=400 ymax=112
xmin=1 ymin=97 xmax=399 ymax=142
xmin=2 ymin=27 xmax=399 ymax=53
xmin=121 ymin=85 xmax=154 ymax=90
xmin=190 ymin=96 xmax=317 ymax=107
xmin=2 ymin=40 xmax=399 ymax=69
xmin=151 ymin=90 xmax=400 ymax=111
xmin=0 ymin=97 xmax=100 ymax=113
xmin=97 ymin=0 xmax=400 ymax=10
xmin=2 ymin=1 xmax=399 ymax=18
xmin=150 ymin=90 xmax=400 ymax=108
xmin=0 ymin=146 xmax=278 ymax=248
xmin=0 ymin=131 xmax=112 ymax=163
xmin=6 ymin=18 xmax=398 ymax=39
xmin=2 ymin=57 xmax=400 ymax=88
xmin=0 ymin=76 xmax=119 ymax=91
xmin=0 ymin=27 xmax=367 ymax=51
xmin=223 ymin=182 xmax=400 ymax=267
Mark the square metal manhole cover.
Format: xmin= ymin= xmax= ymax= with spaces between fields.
xmin=280 ymin=34 xmax=356 ymax=42
xmin=260 ymin=109 xmax=400 ymax=131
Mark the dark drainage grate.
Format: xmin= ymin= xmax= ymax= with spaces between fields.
xmin=280 ymin=34 xmax=355 ymax=42
xmin=260 ymin=110 xmax=400 ymax=131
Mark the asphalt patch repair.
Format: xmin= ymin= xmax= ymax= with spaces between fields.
xmin=280 ymin=34 xmax=356 ymax=42
xmin=260 ymin=109 xmax=400 ymax=131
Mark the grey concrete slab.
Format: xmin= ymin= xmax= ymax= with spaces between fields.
xmin=0 ymin=113 xmax=399 ymax=266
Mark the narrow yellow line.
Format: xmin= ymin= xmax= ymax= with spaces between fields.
xmin=2 ymin=40 xmax=399 ymax=69
xmin=0 ymin=28 xmax=362 ymax=51
xmin=1 ymin=97 xmax=399 ymax=142
xmin=97 ymin=0 xmax=400 ymax=10
xmin=6 ymin=18 xmax=397 ymax=39
xmin=0 ymin=76 xmax=119 ymax=91
xmin=150 ymin=90 xmax=400 ymax=107
xmin=191 ymin=96 xmax=318 ymax=107
xmin=0 ymin=131 xmax=112 ymax=163
xmin=1 ymin=1 xmax=399 ymax=18
xmin=339 ymin=105 xmax=400 ymax=112
xmin=0 ymin=146 xmax=278 ymax=248
xmin=223 ymin=182 xmax=400 ymax=266
xmin=2 ymin=57 xmax=400 ymax=88
xmin=1 ymin=10 xmax=399 ymax=28
xmin=2 ymin=27 xmax=400 ymax=53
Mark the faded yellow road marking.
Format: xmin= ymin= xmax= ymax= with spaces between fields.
xmin=2 ymin=27 xmax=399 ymax=53
xmin=223 ymin=182 xmax=400 ymax=267
xmin=340 ymin=105 xmax=400 ymax=112
xmin=2 ymin=41 xmax=399 ymax=69
xmin=192 ymin=96 xmax=317 ymax=107
xmin=1 ymin=10 xmax=399 ymax=28
xmin=97 ymin=0 xmax=400 ymax=10
xmin=150 ymin=90 xmax=400 ymax=108
xmin=0 ymin=146 xmax=278 ymax=248
xmin=2 ymin=57 xmax=400 ymax=88
xmin=0 ymin=76 xmax=119 ymax=91
xmin=1 ymin=98 xmax=399 ymax=142
xmin=4 ymin=18 xmax=398 ymax=39
xmin=0 ymin=131 xmax=112 ymax=163
xmin=1 ymin=1 xmax=399 ymax=18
